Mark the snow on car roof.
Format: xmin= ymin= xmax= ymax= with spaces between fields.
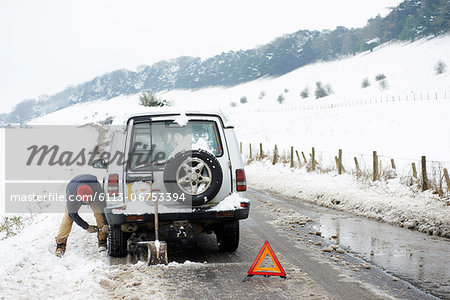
xmin=112 ymin=108 xmax=234 ymax=128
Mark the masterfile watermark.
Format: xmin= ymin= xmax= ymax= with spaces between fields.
xmin=3 ymin=124 xmax=195 ymax=213
xmin=25 ymin=143 xmax=166 ymax=168
xmin=8 ymin=192 xmax=185 ymax=203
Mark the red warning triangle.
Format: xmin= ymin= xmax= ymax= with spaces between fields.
xmin=247 ymin=241 xmax=286 ymax=277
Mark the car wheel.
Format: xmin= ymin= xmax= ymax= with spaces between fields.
xmin=216 ymin=220 xmax=239 ymax=252
xmin=108 ymin=225 xmax=128 ymax=257
xmin=164 ymin=150 xmax=223 ymax=206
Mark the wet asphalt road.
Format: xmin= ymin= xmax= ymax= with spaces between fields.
xmin=110 ymin=189 xmax=443 ymax=300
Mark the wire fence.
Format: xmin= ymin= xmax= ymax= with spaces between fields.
xmin=241 ymin=142 xmax=450 ymax=198
xmin=230 ymin=91 xmax=450 ymax=114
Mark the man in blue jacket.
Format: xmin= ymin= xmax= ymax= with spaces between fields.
xmin=55 ymin=174 xmax=108 ymax=257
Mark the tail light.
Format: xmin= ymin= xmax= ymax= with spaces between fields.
xmin=108 ymin=173 xmax=119 ymax=196
xmin=236 ymin=169 xmax=247 ymax=192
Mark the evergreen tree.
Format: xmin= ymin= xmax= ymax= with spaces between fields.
xmin=300 ymin=87 xmax=309 ymax=99
xmin=375 ymin=73 xmax=386 ymax=81
xmin=12 ymin=99 xmax=36 ymax=124
xmin=435 ymin=59 xmax=447 ymax=74
xmin=315 ymin=82 xmax=330 ymax=99
xmin=139 ymin=91 xmax=169 ymax=107
xmin=361 ymin=78 xmax=370 ymax=88
xmin=399 ymin=15 xmax=418 ymax=40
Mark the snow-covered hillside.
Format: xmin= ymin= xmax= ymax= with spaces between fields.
xmin=31 ymin=35 xmax=450 ymax=161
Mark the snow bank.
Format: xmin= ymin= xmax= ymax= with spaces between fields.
xmin=246 ymin=160 xmax=450 ymax=238
xmin=164 ymin=260 xmax=203 ymax=267
xmin=0 ymin=213 xmax=108 ymax=299
xmin=0 ymin=211 xmax=211 ymax=299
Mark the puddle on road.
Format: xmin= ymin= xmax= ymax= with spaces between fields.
xmin=313 ymin=212 xmax=450 ymax=298
xmin=260 ymin=191 xmax=450 ymax=299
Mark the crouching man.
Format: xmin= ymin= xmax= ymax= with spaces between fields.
xmin=55 ymin=174 xmax=108 ymax=257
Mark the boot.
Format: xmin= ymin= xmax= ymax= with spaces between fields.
xmin=98 ymin=239 xmax=107 ymax=252
xmin=55 ymin=243 xmax=66 ymax=257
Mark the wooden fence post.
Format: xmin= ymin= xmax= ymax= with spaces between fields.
xmin=311 ymin=147 xmax=316 ymax=171
xmin=272 ymin=145 xmax=279 ymax=165
xmin=290 ymin=146 xmax=294 ymax=168
xmin=260 ymin=143 xmax=264 ymax=159
xmin=443 ymin=168 xmax=450 ymax=192
xmin=296 ymin=150 xmax=302 ymax=168
xmin=390 ymin=159 xmax=396 ymax=169
xmin=249 ymin=143 xmax=252 ymax=160
xmin=373 ymin=151 xmax=378 ymax=181
xmin=338 ymin=149 xmax=343 ymax=174
xmin=240 ymin=142 xmax=242 ymax=154
xmin=301 ymin=152 xmax=307 ymax=164
xmin=412 ymin=162 xmax=418 ymax=179
xmin=354 ymin=157 xmax=360 ymax=175
xmin=421 ymin=156 xmax=428 ymax=191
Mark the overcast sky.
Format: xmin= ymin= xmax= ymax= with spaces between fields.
xmin=0 ymin=0 xmax=403 ymax=112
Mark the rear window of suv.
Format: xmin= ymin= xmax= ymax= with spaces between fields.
xmin=129 ymin=120 xmax=223 ymax=171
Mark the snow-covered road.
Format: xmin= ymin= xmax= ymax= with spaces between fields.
xmin=1 ymin=189 xmax=445 ymax=299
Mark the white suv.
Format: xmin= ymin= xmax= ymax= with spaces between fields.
xmin=93 ymin=111 xmax=249 ymax=257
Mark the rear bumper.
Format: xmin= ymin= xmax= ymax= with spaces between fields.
xmin=105 ymin=205 xmax=250 ymax=226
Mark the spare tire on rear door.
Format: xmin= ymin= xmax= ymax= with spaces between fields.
xmin=164 ymin=150 xmax=223 ymax=206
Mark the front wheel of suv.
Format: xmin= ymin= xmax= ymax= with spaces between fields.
xmin=216 ymin=220 xmax=239 ymax=252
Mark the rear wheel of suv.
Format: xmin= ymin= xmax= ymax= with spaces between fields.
xmin=108 ymin=225 xmax=128 ymax=257
xmin=216 ymin=220 xmax=240 ymax=252
xmin=164 ymin=150 xmax=223 ymax=206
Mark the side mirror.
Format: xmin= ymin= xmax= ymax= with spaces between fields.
xmin=92 ymin=159 xmax=107 ymax=169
